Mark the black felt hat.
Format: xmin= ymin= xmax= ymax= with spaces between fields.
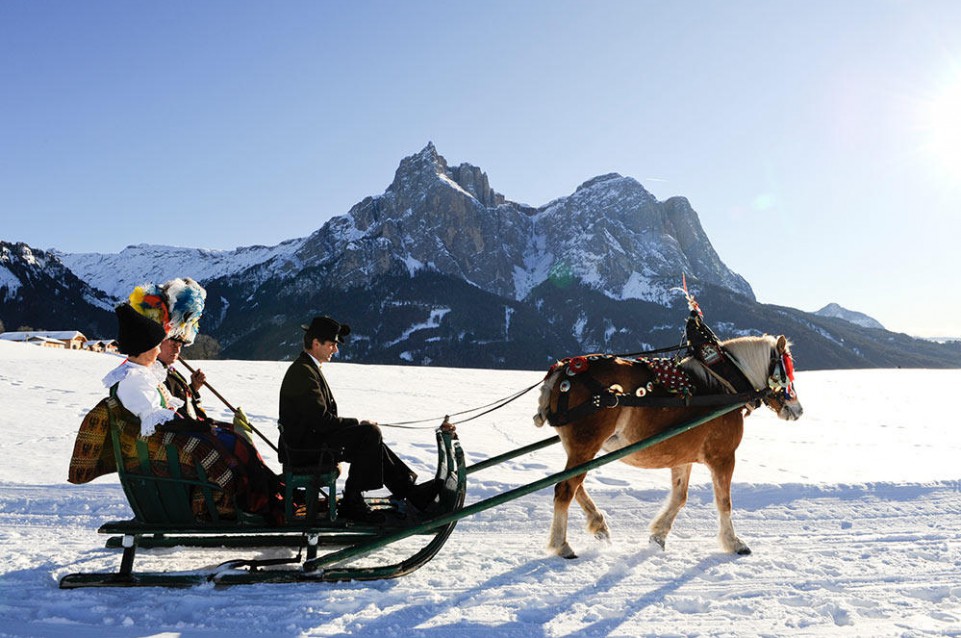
xmin=302 ymin=316 xmax=351 ymax=344
xmin=116 ymin=303 xmax=167 ymax=355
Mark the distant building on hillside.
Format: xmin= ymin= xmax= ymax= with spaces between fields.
xmin=28 ymin=335 xmax=66 ymax=349
xmin=1 ymin=330 xmax=89 ymax=350
xmin=83 ymin=339 xmax=119 ymax=354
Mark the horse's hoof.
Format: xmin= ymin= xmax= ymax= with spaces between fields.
xmin=594 ymin=529 xmax=611 ymax=543
xmin=649 ymin=534 xmax=666 ymax=550
xmin=736 ymin=546 xmax=752 ymax=556
xmin=551 ymin=543 xmax=578 ymax=559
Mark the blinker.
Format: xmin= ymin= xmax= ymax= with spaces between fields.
xmin=768 ymin=353 xmax=797 ymax=401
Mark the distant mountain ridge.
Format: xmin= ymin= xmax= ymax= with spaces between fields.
xmin=815 ymin=303 xmax=885 ymax=330
xmin=0 ymin=242 xmax=115 ymax=337
xmin=55 ymin=239 xmax=306 ymax=300
xmin=4 ymin=144 xmax=959 ymax=370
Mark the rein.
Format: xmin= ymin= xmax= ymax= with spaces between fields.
xmin=614 ymin=343 xmax=689 ymax=359
xmin=378 ymin=380 xmax=543 ymax=429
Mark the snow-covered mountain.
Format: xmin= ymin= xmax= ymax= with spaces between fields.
xmin=56 ymin=239 xmax=306 ymax=300
xmin=287 ymin=143 xmax=754 ymax=304
xmin=0 ymin=241 xmax=115 ymax=336
xmin=814 ymin=303 xmax=885 ymax=330
xmin=57 ymin=143 xmax=753 ymax=307
xmin=5 ymin=144 xmax=959 ymax=369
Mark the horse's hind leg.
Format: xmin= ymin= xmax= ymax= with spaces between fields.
xmin=708 ymin=456 xmax=751 ymax=555
xmin=649 ymin=464 xmax=692 ymax=550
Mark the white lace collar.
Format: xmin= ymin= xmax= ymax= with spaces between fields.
xmin=101 ymin=359 xmax=167 ymax=388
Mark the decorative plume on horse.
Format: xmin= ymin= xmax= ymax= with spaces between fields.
xmin=534 ymin=280 xmax=803 ymax=559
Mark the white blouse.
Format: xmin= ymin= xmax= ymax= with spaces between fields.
xmin=102 ymin=360 xmax=185 ymax=437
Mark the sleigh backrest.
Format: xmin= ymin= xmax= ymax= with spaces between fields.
xmin=104 ymin=396 xmax=224 ymax=525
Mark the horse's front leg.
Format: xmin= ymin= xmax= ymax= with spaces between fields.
xmin=708 ymin=456 xmax=751 ymax=555
xmin=548 ymin=437 xmax=608 ymax=559
xmin=574 ymin=483 xmax=610 ymax=543
xmin=649 ymin=463 xmax=692 ymax=550
xmin=548 ymin=470 xmax=586 ymax=559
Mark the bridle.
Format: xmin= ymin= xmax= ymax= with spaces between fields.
xmin=761 ymin=348 xmax=797 ymax=413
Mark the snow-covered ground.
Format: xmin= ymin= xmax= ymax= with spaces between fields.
xmin=1 ymin=340 xmax=959 ymax=637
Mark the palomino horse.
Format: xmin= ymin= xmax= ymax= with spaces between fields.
xmin=534 ymin=334 xmax=803 ymax=558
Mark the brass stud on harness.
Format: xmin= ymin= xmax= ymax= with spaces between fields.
xmin=559 ymin=380 xmax=572 ymax=393
xmin=635 ymin=387 xmax=647 ymax=397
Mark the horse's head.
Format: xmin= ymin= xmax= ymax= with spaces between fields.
xmin=762 ymin=335 xmax=803 ymax=421
xmin=722 ymin=334 xmax=803 ymax=421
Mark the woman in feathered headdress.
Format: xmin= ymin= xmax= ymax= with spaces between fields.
xmin=98 ymin=279 xmax=282 ymax=522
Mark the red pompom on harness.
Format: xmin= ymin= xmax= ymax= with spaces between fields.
xmin=782 ymin=352 xmax=795 ymax=381
xmin=567 ymin=356 xmax=589 ymax=374
xmin=777 ymin=352 xmax=797 ymax=399
xmin=546 ymin=355 xmax=597 ymax=379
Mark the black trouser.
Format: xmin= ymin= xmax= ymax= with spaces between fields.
xmin=323 ymin=422 xmax=417 ymax=497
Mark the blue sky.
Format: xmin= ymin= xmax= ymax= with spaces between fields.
xmin=2 ymin=1 xmax=960 ymax=338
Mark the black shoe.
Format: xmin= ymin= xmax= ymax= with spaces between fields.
xmin=407 ymin=479 xmax=441 ymax=513
xmin=338 ymin=495 xmax=386 ymax=524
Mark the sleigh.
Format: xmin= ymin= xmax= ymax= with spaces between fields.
xmin=59 ymin=396 xmax=466 ymax=588
xmin=62 ymin=296 xmax=802 ymax=588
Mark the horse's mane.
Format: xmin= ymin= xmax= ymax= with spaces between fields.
xmin=680 ymin=334 xmax=781 ymax=391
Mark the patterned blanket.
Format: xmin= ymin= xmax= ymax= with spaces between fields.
xmin=68 ymin=398 xmax=240 ymax=519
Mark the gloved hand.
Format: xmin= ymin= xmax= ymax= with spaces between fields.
xmin=232 ymin=406 xmax=254 ymax=445
xmin=189 ymin=368 xmax=206 ymax=393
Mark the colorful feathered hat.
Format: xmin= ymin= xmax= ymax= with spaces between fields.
xmin=128 ymin=277 xmax=207 ymax=345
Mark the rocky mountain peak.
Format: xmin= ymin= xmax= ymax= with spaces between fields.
xmin=394 ymin=141 xmax=444 ymax=175
xmin=449 ymin=163 xmax=504 ymax=208
xmin=387 ymin=142 xmax=447 ymax=197
xmin=388 ymin=143 xmax=503 ymax=208
xmin=2 ymin=241 xmax=50 ymax=269
xmin=575 ymin=172 xmax=627 ymax=192
xmin=288 ymin=143 xmax=756 ymax=304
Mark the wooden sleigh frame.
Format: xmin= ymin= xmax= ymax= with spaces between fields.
xmin=60 ymin=397 xmax=466 ymax=588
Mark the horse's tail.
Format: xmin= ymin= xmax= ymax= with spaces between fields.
xmin=533 ymin=371 xmax=560 ymax=427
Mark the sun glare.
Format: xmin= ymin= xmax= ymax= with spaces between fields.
xmin=918 ymin=74 xmax=961 ymax=183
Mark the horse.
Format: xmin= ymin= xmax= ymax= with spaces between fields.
xmin=533 ymin=334 xmax=803 ymax=558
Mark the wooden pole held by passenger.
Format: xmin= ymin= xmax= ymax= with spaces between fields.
xmin=177 ymin=357 xmax=279 ymax=453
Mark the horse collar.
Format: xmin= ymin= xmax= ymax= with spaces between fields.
xmin=685 ymin=313 xmax=756 ymax=395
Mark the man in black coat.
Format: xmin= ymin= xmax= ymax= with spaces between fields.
xmin=278 ymin=316 xmax=438 ymax=522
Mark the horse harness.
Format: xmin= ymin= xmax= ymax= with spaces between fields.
xmin=545 ymin=312 xmax=796 ymax=427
